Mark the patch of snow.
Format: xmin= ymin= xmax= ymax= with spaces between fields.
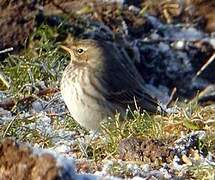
xmin=0 ymin=91 xmax=7 ymax=99
xmin=52 ymin=144 xmax=71 ymax=153
xmin=140 ymin=164 xmax=151 ymax=173
xmin=31 ymin=100 xmax=46 ymax=113
xmin=0 ymin=107 xmax=12 ymax=124
xmin=168 ymin=27 xmax=205 ymax=41
xmin=127 ymin=163 xmax=143 ymax=176
xmin=131 ymin=177 xmax=144 ymax=180
xmin=159 ymin=167 xmax=172 ymax=179
xmin=145 ymin=15 xmax=164 ymax=29
xmin=102 ymin=0 xmax=124 ymax=4
xmin=172 ymin=40 xmax=185 ymax=50
xmin=208 ymin=37 xmax=215 ymax=48
xmin=158 ymin=42 xmax=170 ymax=52
xmin=25 ymin=113 xmax=53 ymax=136
xmin=149 ymin=32 xmax=160 ymax=40
xmin=128 ymin=5 xmax=140 ymax=13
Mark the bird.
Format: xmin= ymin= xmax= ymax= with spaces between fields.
xmin=60 ymin=39 xmax=165 ymax=130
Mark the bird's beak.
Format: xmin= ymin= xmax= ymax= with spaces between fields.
xmin=59 ymin=34 xmax=75 ymax=55
xmin=59 ymin=45 xmax=74 ymax=58
xmin=60 ymin=45 xmax=71 ymax=53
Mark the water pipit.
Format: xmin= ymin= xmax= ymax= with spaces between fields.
xmin=60 ymin=39 xmax=165 ymax=130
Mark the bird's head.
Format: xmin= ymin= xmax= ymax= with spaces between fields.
xmin=60 ymin=39 xmax=106 ymax=67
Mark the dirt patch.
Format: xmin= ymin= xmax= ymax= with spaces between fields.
xmin=0 ymin=138 xmax=72 ymax=180
xmin=0 ymin=1 xmax=38 ymax=59
xmin=119 ymin=132 xmax=211 ymax=169
xmin=119 ymin=137 xmax=175 ymax=167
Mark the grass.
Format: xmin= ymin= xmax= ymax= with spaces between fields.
xmin=1 ymin=25 xmax=69 ymax=97
xmin=1 ymin=24 xmax=215 ymax=179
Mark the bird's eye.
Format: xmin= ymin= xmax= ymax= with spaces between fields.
xmin=77 ymin=48 xmax=84 ymax=54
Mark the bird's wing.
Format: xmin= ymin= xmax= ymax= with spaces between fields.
xmin=107 ymin=88 xmax=161 ymax=113
xmin=93 ymin=42 xmax=164 ymax=113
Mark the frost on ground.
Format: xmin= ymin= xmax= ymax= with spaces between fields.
xmin=0 ymin=138 xmax=111 ymax=180
xmin=1 ymin=0 xmax=215 ymax=179
xmin=0 ymin=130 xmax=214 ymax=179
xmin=0 ymin=94 xmax=215 ymax=179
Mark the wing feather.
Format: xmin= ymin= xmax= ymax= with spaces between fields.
xmin=91 ymin=42 xmax=164 ymax=113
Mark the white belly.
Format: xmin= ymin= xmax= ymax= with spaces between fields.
xmin=61 ymin=79 xmax=111 ymax=130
